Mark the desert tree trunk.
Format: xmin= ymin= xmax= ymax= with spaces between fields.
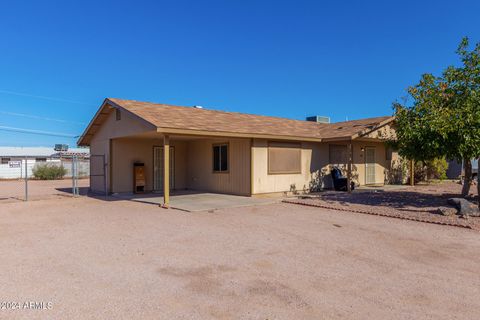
xmin=462 ymin=158 xmax=472 ymax=197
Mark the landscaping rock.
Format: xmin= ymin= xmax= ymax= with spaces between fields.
xmin=437 ymin=206 xmax=457 ymax=216
xmin=447 ymin=198 xmax=480 ymax=217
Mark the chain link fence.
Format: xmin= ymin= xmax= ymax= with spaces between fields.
xmin=0 ymin=155 xmax=90 ymax=203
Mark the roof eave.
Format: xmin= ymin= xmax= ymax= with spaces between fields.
xmin=77 ymin=99 xmax=111 ymax=146
xmin=156 ymin=127 xmax=323 ymax=142
xmin=77 ymin=98 xmax=158 ymax=146
xmin=321 ymin=136 xmax=354 ymax=142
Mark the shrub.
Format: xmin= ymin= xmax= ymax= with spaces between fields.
xmin=309 ymin=168 xmax=329 ymax=192
xmin=411 ymin=158 xmax=448 ymax=183
xmin=386 ymin=158 xmax=408 ymax=184
xmin=425 ymin=158 xmax=448 ymax=180
xmin=32 ymin=163 xmax=67 ymax=180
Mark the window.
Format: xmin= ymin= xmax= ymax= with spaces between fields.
xmin=115 ymin=108 xmax=121 ymax=121
xmin=268 ymin=142 xmax=301 ymax=174
xmin=329 ymin=144 xmax=348 ymax=164
xmin=213 ymin=144 xmax=228 ymax=172
xmin=35 ymin=157 xmax=47 ymax=162
xmin=1 ymin=157 xmax=10 ymax=164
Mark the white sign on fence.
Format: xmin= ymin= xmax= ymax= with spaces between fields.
xmin=8 ymin=161 xmax=22 ymax=168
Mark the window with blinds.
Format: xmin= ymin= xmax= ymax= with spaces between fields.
xmin=268 ymin=142 xmax=301 ymax=174
xmin=213 ymin=143 xmax=228 ymax=172
xmin=329 ymin=144 xmax=348 ymax=165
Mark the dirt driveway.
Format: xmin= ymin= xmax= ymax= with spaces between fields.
xmin=0 ymin=178 xmax=89 ymax=202
xmin=1 ymin=197 xmax=479 ymax=319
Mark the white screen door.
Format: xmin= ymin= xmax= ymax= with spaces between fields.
xmin=365 ymin=147 xmax=376 ymax=185
xmin=153 ymin=146 xmax=174 ymax=191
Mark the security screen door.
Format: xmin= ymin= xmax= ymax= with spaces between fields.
xmin=153 ymin=146 xmax=174 ymax=191
xmin=365 ymin=147 xmax=376 ymax=185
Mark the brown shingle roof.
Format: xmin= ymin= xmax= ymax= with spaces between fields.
xmin=78 ymin=98 xmax=393 ymax=145
xmin=318 ymin=116 xmax=394 ymax=139
xmin=107 ymin=98 xmax=326 ymax=139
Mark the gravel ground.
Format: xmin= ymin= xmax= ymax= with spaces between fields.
xmin=285 ymin=181 xmax=480 ymax=231
xmin=1 ymin=196 xmax=480 ymax=319
xmin=0 ymin=178 xmax=89 ymax=202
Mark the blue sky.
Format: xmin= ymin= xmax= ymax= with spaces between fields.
xmin=0 ymin=0 xmax=479 ymax=147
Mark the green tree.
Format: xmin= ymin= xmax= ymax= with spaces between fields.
xmin=394 ymin=37 xmax=480 ymax=199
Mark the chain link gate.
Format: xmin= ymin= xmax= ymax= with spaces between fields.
xmin=0 ymin=155 xmax=90 ymax=203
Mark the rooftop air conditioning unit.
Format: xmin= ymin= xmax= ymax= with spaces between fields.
xmin=54 ymin=144 xmax=69 ymax=152
xmin=306 ymin=115 xmax=330 ymax=123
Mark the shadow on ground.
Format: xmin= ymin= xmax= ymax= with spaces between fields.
xmin=317 ymin=184 xmax=477 ymax=214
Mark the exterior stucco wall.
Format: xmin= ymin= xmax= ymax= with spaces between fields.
xmin=319 ymin=141 xmax=389 ymax=187
xmin=351 ymin=141 xmax=388 ymax=185
xmin=252 ymin=139 xmax=324 ymax=194
xmin=186 ymin=138 xmax=251 ymax=196
xmin=88 ymin=109 xmax=157 ymax=193
xmin=252 ymin=139 xmax=391 ymax=194
xmin=95 ymin=108 xmax=156 ymax=140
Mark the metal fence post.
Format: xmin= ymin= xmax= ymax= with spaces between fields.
xmin=74 ymin=155 xmax=79 ymax=196
xmin=71 ymin=155 xmax=75 ymax=196
xmin=24 ymin=156 xmax=28 ymax=201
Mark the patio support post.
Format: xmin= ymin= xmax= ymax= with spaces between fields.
xmin=162 ymin=135 xmax=170 ymax=208
xmin=347 ymin=143 xmax=352 ymax=193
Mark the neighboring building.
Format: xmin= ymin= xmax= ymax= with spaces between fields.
xmin=446 ymin=159 xmax=478 ymax=180
xmin=0 ymin=146 xmax=90 ymax=179
xmin=77 ymin=98 xmax=397 ymax=200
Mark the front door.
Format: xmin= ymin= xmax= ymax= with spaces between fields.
xmin=365 ymin=147 xmax=376 ymax=185
xmin=153 ymin=146 xmax=174 ymax=192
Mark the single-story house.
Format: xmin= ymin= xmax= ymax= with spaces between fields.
xmin=77 ymin=98 xmax=397 ymax=206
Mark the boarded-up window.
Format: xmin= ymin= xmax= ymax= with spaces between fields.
xmin=268 ymin=142 xmax=301 ymax=174
xmin=329 ymin=145 xmax=348 ymax=164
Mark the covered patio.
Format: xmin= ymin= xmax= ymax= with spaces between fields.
xmin=108 ymin=132 xmax=252 ymax=208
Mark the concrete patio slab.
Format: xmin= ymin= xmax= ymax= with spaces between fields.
xmin=112 ymin=191 xmax=280 ymax=211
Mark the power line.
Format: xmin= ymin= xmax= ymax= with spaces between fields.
xmin=0 ymin=89 xmax=96 ymax=106
xmin=0 ymin=125 xmax=79 ymax=138
xmin=0 ymin=110 xmax=86 ymax=125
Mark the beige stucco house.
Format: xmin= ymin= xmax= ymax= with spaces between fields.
xmin=78 ymin=98 xmax=397 ymax=206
